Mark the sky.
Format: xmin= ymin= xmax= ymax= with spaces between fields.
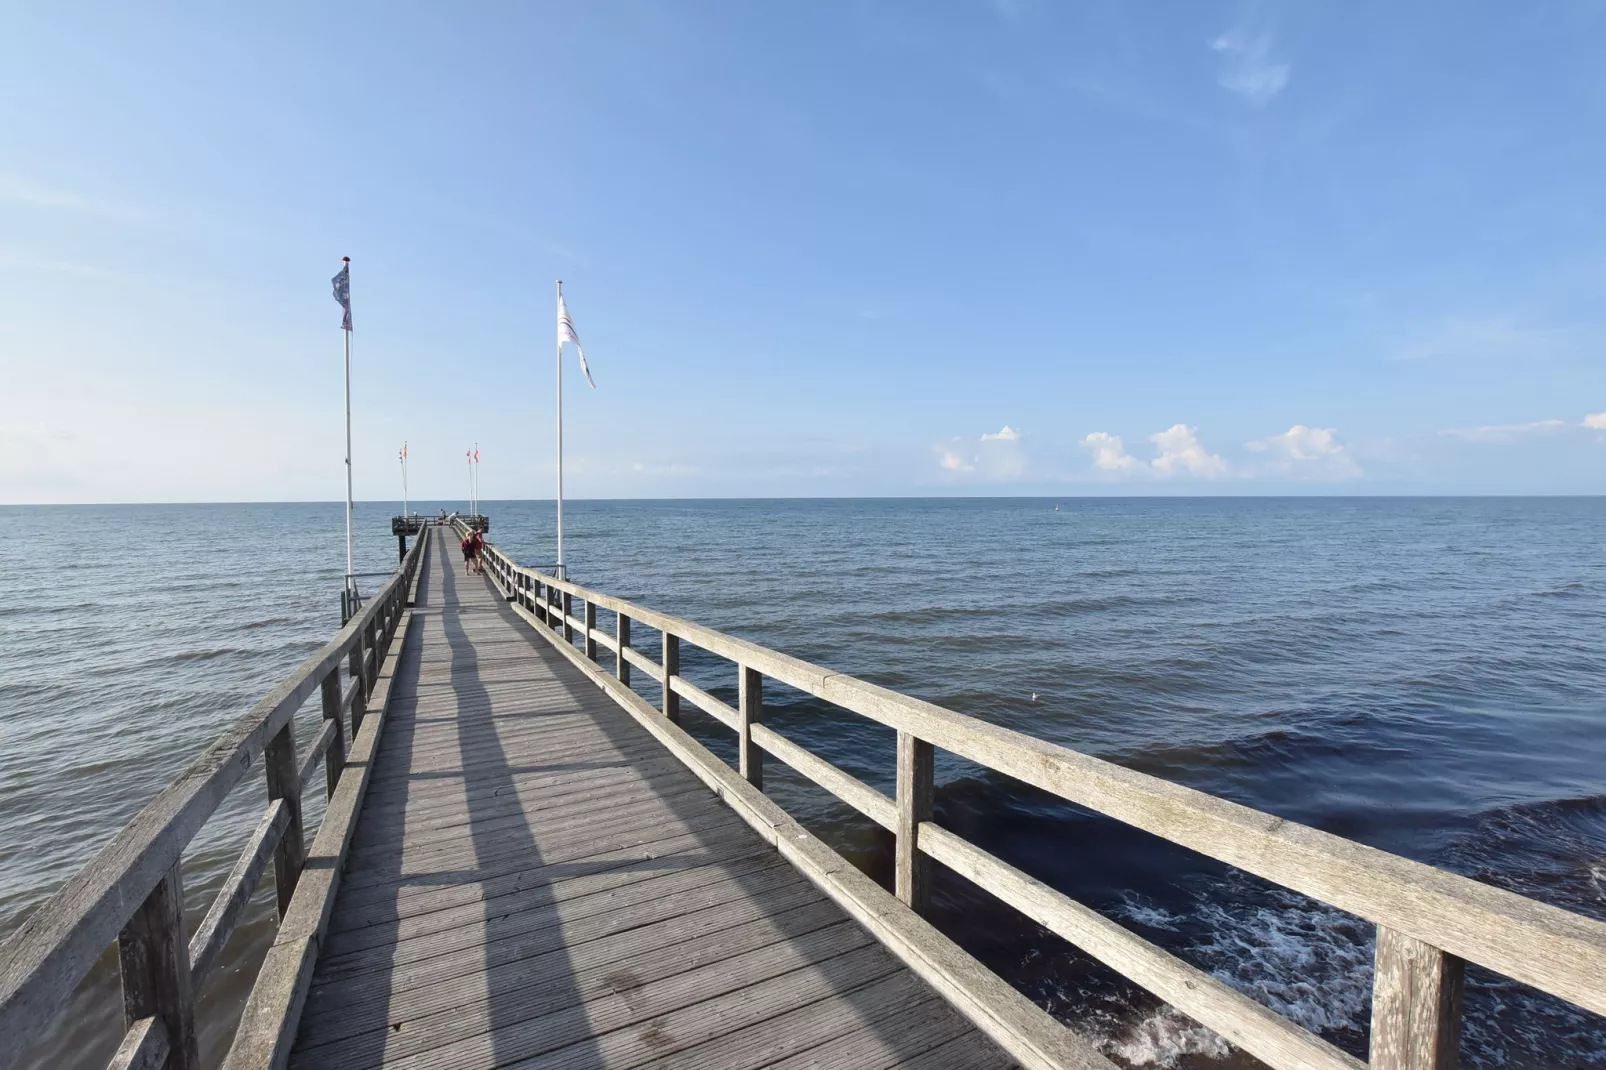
xmin=2 ymin=0 xmax=1605 ymax=503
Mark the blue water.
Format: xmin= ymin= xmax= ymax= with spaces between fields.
xmin=2 ymin=498 xmax=1603 ymax=1067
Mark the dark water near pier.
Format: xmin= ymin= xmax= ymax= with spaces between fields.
xmin=2 ymin=498 xmax=1604 ymax=1067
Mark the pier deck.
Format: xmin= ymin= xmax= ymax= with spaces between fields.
xmin=290 ymin=528 xmax=1013 ymax=1069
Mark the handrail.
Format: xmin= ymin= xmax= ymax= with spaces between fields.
xmin=465 ymin=524 xmax=1606 ymax=1070
xmin=0 ymin=531 xmax=425 ymax=1070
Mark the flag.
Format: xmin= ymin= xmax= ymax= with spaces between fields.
xmin=474 ymin=450 xmax=480 ymax=463
xmin=557 ymin=294 xmax=596 ymax=388
xmin=331 ymin=262 xmax=352 ymax=331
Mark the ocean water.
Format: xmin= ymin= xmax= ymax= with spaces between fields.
xmin=2 ymin=498 xmax=1603 ymax=1068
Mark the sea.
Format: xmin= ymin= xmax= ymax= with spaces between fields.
xmin=1 ymin=498 xmax=1603 ymax=1068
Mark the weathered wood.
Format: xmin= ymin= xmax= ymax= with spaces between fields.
xmin=896 ymin=731 xmax=934 ymax=914
xmin=294 ymin=718 xmax=337 ymax=797
xmin=1370 ymin=927 xmax=1464 ymax=1070
xmin=318 ymin=668 xmax=344 ymax=800
xmin=739 ymin=664 xmax=763 ymax=789
xmin=561 ymin=590 xmax=572 ymax=642
xmin=107 ymin=1015 xmax=169 ymax=1070
xmin=621 ymin=642 xmax=659 ymax=681
xmin=617 ymin=612 xmax=631 ymax=685
xmin=117 ymin=864 xmax=198 ymax=1070
xmin=189 ymin=800 xmax=290 ymax=986
xmin=474 ymin=543 xmax=1606 ymax=1020
xmin=583 ymin=599 xmax=597 ymax=660
xmin=662 ymin=632 xmax=680 ymax=724
xmin=919 ymin=822 xmax=1364 ymax=1070
xmin=669 ymin=673 xmax=739 ymax=731
xmin=261 ymin=724 xmax=305 ymax=920
xmin=751 ymin=722 xmax=893 ymax=828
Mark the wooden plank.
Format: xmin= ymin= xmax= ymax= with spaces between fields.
xmin=669 ymin=674 xmax=738 ymax=731
xmin=263 ymin=723 xmax=305 ymax=919
xmin=739 ymin=665 xmax=763 ymax=789
xmin=919 ymin=822 xmax=1363 ymax=1070
xmin=189 ymin=800 xmax=291 ymax=986
xmin=750 ymin=722 xmax=893 ymax=829
xmin=107 ymin=1016 xmax=170 ymax=1070
xmin=116 ymin=864 xmax=198 ymax=1070
xmin=295 ymin=719 xmax=338 ymax=797
xmin=662 ymin=632 xmax=680 ymax=724
xmin=616 ymin=613 xmax=630 ymax=685
xmin=583 ymin=599 xmax=596 ymax=660
xmin=1370 ymin=927 xmax=1464 ymax=1070
xmin=896 ymin=731 xmax=933 ymax=914
xmin=319 ymin=669 xmax=345 ymax=800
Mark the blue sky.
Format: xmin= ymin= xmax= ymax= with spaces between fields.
xmin=2 ymin=1 xmax=1604 ymax=502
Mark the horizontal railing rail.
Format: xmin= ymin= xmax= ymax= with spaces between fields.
xmin=0 ymin=531 xmax=425 ymax=1070
xmin=465 ymin=524 xmax=1606 ymax=1070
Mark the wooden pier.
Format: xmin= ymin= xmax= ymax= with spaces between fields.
xmin=2 ymin=519 xmax=1604 ymax=1070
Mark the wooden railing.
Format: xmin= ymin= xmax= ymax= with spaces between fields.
xmin=0 ymin=533 xmax=425 ymax=1070
xmin=468 ymin=526 xmax=1606 ymax=1070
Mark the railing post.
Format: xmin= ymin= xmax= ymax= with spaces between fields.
xmin=617 ymin=613 xmax=631 ymax=685
xmin=895 ymin=730 xmax=934 ymax=914
xmin=320 ymin=666 xmax=346 ymax=800
xmin=349 ymin=627 xmax=368 ymax=740
xmin=662 ymin=632 xmax=680 ymax=724
xmin=739 ymin=665 xmax=762 ymax=789
xmin=1370 ymin=927 xmax=1464 ymax=1070
xmin=263 ymin=722 xmax=306 ymax=918
xmin=562 ymin=590 xmax=573 ymax=643
xmin=584 ymin=599 xmax=597 ymax=660
xmin=117 ymin=863 xmax=199 ymax=1070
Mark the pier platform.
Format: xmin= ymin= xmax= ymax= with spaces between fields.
xmin=290 ymin=527 xmax=1014 ymax=1068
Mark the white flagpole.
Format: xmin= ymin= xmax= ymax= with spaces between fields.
xmin=401 ymin=443 xmax=408 ymax=521
xmin=342 ymin=257 xmax=354 ymax=596
xmin=474 ymin=442 xmax=480 ymax=519
xmin=555 ymin=279 xmax=565 ymax=579
xmin=467 ymin=450 xmax=473 ymax=516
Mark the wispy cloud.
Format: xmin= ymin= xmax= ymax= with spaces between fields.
xmin=1583 ymin=413 xmax=1606 ymax=430
xmin=1439 ymin=419 xmax=1567 ymax=442
xmin=1395 ymin=316 xmax=1579 ymax=362
xmin=980 ymin=425 xmax=1019 ymax=442
xmin=1246 ymin=425 xmax=1362 ymax=480
xmin=1209 ymin=16 xmax=1289 ymax=106
xmin=0 ymin=175 xmax=150 ymax=224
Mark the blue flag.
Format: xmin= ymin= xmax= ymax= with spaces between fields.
xmin=332 ymin=263 xmax=352 ymax=332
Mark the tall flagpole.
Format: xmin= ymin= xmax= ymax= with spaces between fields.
xmin=401 ymin=443 xmax=408 ymax=521
xmin=342 ymin=257 xmax=354 ymax=596
xmin=555 ymin=279 xmax=565 ymax=579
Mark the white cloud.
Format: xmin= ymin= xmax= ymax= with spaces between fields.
xmin=938 ymin=449 xmax=973 ymax=472
xmin=1209 ymin=24 xmax=1289 ymax=105
xmin=1584 ymin=413 xmax=1606 ymax=430
xmin=1083 ymin=432 xmax=1139 ymax=472
xmin=980 ymin=425 xmax=1020 ymax=442
xmin=934 ymin=425 xmax=1027 ymax=480
xmin=1439 ymin=419 xmax=1566 ymax=442
xmin=1246 ymin=425 xmax=1362 ymax=480
xmin=1150 ymin=424 xmax=1229 ymax=478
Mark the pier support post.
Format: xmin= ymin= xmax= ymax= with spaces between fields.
xmin=896 ymin=731 xmax=934 ymax=914
xmin=397 ymin=533 xmax=406 ymax=564
xmin=349 ymin=626 xmax=368 ymax=740
xmin=584 ymin=600 xmax=597 ymax=661
xmin=617 ymin=614 xmax=631 ymax=686
xmin=662 ymin=633 xmax=680 ymax=724
xmin=1370 ymin=927 xmax=1463 ymax=1070
xmin=562 ymin=591 xmax=573 ymax=643
xmin=263 ymin=723 xmax=306 ymax=918
xmin=117 ymin=863 xmax=199 ymax=1070
xmin=739 ymin=666 xmax=763 ymax=789
xmin=321 ymin=666 xmax=346 ymax=800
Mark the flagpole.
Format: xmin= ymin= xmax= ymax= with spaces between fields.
xmin=555 ymin=279 xmax=565 ymax=580
xmin=401 ymin=443 xmax=408 ymax=521
xmin=342 ymin=257 xmax=354 ymax=598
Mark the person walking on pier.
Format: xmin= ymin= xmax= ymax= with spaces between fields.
xmin=461 ymin=530 xmax=479 ymax=575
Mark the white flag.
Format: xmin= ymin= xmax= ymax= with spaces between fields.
xmin=557 ymin=294 xmax=596 ymax=388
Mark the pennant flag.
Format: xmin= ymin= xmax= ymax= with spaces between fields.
xmin=331 ymin=261 xmax=352 ymax=332
xmin=557 ymin=294 xmax=596 ymax=388
xmin=474 ymin=449 xmax=480 ymax=463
